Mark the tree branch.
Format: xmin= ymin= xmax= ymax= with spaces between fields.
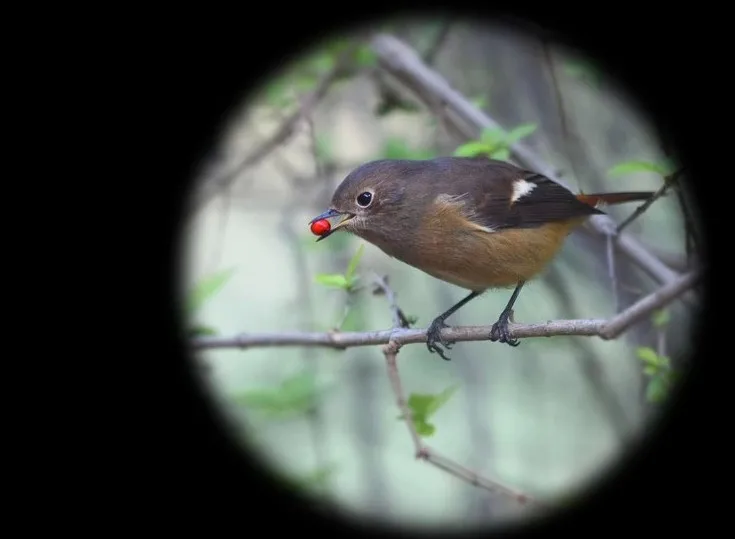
xmin=368 ymin=34 xmax=696 ymax=299
xmin=616 ymin=168 xmax=685 ymax=233
xmin=377 ymin=278 xmax=542 ymax=508
xmin=191 ymin=270 xmax=700 ymax=351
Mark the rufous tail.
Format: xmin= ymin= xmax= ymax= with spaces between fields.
xmin=576 ymin=192 xmax=654 ymax=208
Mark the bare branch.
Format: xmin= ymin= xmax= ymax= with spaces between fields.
xmin=372 ymin=274 xmax=412 ymax=328
xmin=378 ymin=276 xmax=542 ymax=508
xmin=191 ymin=270 xmax=700 ymax=351
xmin=368 ymin=34 xmax=694 ymax=298
xmin=599 ymin=270 xmax=701 ymax=339
xmin=616 ymin=168 xmax=685 ymax=233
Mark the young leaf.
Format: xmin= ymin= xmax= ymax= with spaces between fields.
xmin=608 ymin=160 xmax=671 ymax=177
xmin=354 ymin=46 xmax=377 ymax=67
xmin=470 ymin=95 xmax=488 ymax=109
xmin=314 ymin=273 xmax=349 ymax=289
xmin=490 ymin=148 xmax=511 ymax=161
xmin=414 ymin=419 xmax=436 ymax=436
xmin=504 ymin=122 xmax=538 ymax=145
xmin=398 ymin=385 xmax=460 ymax=437
xmin=453 ymin=141 xmax=492 ymax=157
xmin=652 ymin=309 xmax=670 ymax=328
xmin=480 ymin=127 xmax=505 ymax=146
xmin=344 ymin=244 xmax=365 ymax=284
xmin=188 ymin=325 xmax=218 ymax=338
xmin=382 ymin=138 xmax=434 ymax=160
xmin=232 ymin=373 xmax=323 ymax=418
xmin=646 ymin=373 xmax=670 ymax=403
xmin=636 ymin=346 xmax=662 ymax=368
xmin=187 ymin=268 xmax=235 ymax=314
xmin=424 ymin=384 xmax=459 ymax=416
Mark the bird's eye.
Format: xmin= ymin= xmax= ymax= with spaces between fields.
xmin=356 ymin=191 xmax=373 ymax=207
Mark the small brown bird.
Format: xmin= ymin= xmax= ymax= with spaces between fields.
xmin=310 ymin=157 xmax=654 ymax=360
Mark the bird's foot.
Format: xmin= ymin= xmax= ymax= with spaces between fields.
xmin=426 ymin=317 xmax=455 ymax=361
xmin=490 ymin=309 xmax=519 ymax=347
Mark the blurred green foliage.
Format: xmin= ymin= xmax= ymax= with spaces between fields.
xmin=382 ymin=138 xmax=436 ymax=160
xmin=187 ymin=267 xmax=235 ymax=337
xmin=608 ymin=159 xmax=674 ymax=177
xmin=232 ymin=372 xmax=329 ymax=419
xmin=453 ymin=123 xmax=538 ymax=160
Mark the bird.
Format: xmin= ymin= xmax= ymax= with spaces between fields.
xmin=309 ymin=156 xmax=655 ymax=360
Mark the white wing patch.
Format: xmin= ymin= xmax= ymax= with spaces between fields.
xmin=510 ymin=179 xmax=536 ymax=203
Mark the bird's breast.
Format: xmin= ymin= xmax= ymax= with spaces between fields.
xmin=395 ymin=221 xmax=577 ymax=291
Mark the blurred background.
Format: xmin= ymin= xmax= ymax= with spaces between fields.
xmin=182 ymin=17 xmax=696 ymax=532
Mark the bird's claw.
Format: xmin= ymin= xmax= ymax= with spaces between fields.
xmin=490 ymin=311 xmax=520 ymax=347
xmin=426 ymin=318 xmax=455 ymax=361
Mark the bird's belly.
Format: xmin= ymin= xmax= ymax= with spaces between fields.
xmin=400 ymin=222 xmax=575 ymax=291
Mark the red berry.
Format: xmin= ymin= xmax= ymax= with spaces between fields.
xmin=310 ymin=219 xmax=331 ymax=236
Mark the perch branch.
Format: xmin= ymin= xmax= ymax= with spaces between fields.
xmin=376 ymin=278 xmax=542 ymax=508
xmin=191 ymin=270 xmax=700 ymax=351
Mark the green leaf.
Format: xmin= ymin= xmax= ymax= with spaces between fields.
xmin=453 ymin=141 xmax=492 ymax=157
xmin=232 ymin=373 xmax=323 ymax=418
xmin=355 ymin=45 xmax=377 ymax=67
xmin=382 ymin=138 xmax=434 ymax=160
xmin=608 ymin=160 xmax=671 ymax=177
xmin=398 ymin=384 xmax=459 ymax=437
xmin=187 ymin=268 xmax=235 ymax=314
xmin=470 ymin=95 xmax=488 ymax=109
xmin=646 ymin=373 xmax=670 ymax=403
xmin=425 ymin=384 xmax=460 ymax=416
xmin=314 ymin=273 xmax=349 ymax=289
xmin=480 ymin=127 xmax=505 ymax=146
xmin=504 ymin=122 xmax=538 ymax=144
xmin=290 ymin=464 xmax=337 ymax=491
xmin=643 ymin=365 xmax=658 ymax=376
xmin=652 ymin=309 xmax=670 ymax=328
xmin=636 ymin=346 xmax=662 ymax=368
xmin=344 ymin=244 xmax=365 ymax=284
xmin=414 ymin=419 xmax=436 ymax=437
xmin=490 ymin=148 xmax=511 ymax=161
xmin=188 ymin=325 xmax=218 ymax=337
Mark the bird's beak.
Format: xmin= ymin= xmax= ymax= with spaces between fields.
xmin=309 ymin=208 xmax=355 ymax=242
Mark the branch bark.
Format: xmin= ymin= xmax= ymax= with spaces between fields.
xmin=191 ymin=270 xmax=700 ymax=351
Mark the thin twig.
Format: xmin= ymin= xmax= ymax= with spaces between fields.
xmin=599 ymin=270 xmax=700 ymax=339
xmin=378 ymin=278 xmax=542 ymax=508
xmin=616 ymin=168 xmax=685 ymax=233
xmin=422 ymin=19 xmax=454 ymax=66
xmin=372 ymin=274 xmax=412 ymax=328
xmin=192 ymin=270 xmax=700 ymax=350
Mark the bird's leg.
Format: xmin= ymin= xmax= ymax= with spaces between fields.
xmin=426 ymin=290 xmax=481 ymax=361
xmin=490 ymin=281 xmax=525 ymax=347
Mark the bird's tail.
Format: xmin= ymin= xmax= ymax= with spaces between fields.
xmin=576 ymin=191 xmax=655 ymax=208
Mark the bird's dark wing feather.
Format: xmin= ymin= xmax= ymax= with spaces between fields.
xmin=437 ymin=158 xmax=603 ymax=230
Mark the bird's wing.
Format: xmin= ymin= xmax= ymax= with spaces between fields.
xmin=439 ymin=158 xmax=603 ymax=231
